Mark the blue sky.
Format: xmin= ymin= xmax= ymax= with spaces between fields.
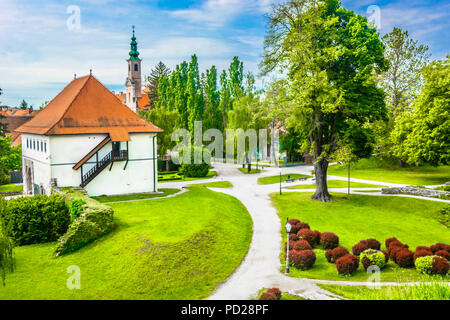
xmin=0 ymin=0 xmax=449 ymax=107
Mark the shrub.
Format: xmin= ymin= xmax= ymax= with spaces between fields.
xmin=385 ymin=237 xmax=399 ymax=249
xmin=284 ymin=240 xmax=297 ymax=251
xmin=396 ymin=249 xmax=414 ymax=268
xmin=435 ymin=205 xmax=449 ymax=227
xmin=431 ymin=256 xmax=449 ymax=275
xmin=326 ymin=247 xmax=349 ymax=263
xmin=297 ymin=229 xmax=316 ymax=246
xmin=288 ymin=219 xmax=301 ymax=225
xmin=293 ymin=240 xmax=312 ymax=251
xmin=297 ymin=222 xmax=310 ymax=230
xmin=0 ymin=233 xmax=14 ymax=286
xmin=336 ymin=254 xmax=359 ymax=275
xmin=289 ymin=234 xmax=299 ymax=241
xmin=381 ymin=250 xmax=389 ymax=263
xmin=289 ymin=249 xmax=316 ymax=270
xmin=179 ymin=146 xmax=210 ymax=178
xmin=288 ymin=219 xmax=301 ymax=234
xmin=389 ymin=246 xmax=405 ymax=262
xmin=435 ymin=250 xmax=450 ymax=261
xmin=0 ymin=194 xmax=70 ymax=246
xmin=360 ymin=249 xmax=386 ymax=270
xmin=55 ymin=190 xmax=114 ymax=256
xmin=414 ymin=249 xmax=432 ymax=261
xmin=416 ymin=246 xmax=430 ymax=252
xmin=259 ymin=292 xmax=278 ymax=300
xmin=430 ymin=243 xmax=450 ymax=254
xmin=312 ymin=230 xmax=321 ymax=245
xmin=352 ymin=241 xmax=369 ymax=256
xmin=320 ymin=232 xmax=339 ymax=249
xmin=415 ymin=256 xmax=434 ymax=274
xmin=267 ymin=288 xmax=282 ymax=299
xmin=69 ymin=199 xmax=86 ymax=222
xmin=366 ymin=239 xmax=381 ymax=250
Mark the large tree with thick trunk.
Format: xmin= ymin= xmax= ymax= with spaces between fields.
xmin=261 ymin=0 xmax=388 ymax=202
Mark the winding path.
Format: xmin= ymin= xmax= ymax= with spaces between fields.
xmin=159 ymin=162 xmax=449 ymax=300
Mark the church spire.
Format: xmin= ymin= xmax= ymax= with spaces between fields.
xmin=129 ymin=25 xmax=140 ymax=61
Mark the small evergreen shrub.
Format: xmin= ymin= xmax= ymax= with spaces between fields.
xmin=320 ymin=232 xmax=339 ymax=249
xmin=396 ymin=249 xmax=414 ymax=268
xmin=289 ymin=249 xmax=316 ymax=270
xmin=293 ymin=239 xmax=312 ymax=251
xmin=336 ymin=254 xmax=359 ymax=275
xmin=297 ymin=229 xmax=316 ymax=246
xmin=415 ymin=256 xmax=433 ymax=274
xmin=0 ymin=194 xmax=70 ymax=245
xmin=360 ymin=249 xmax=386 ymax=270
xmin=69 ymin=199 xmax=86 ymax=222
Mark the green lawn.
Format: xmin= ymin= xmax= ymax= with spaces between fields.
xmin=286 ymin=180 xmax=384 ymax=189
xmin=192 ymin=181 xmax=233 ymax=188
xmin=92 ymin=188 xmax=180 ymax=203
xmin=328 ymin=158 xmax=450 ymax=185
xmin=258 ymin=174 xmax=311 ymax=185
xmin=159 ymin=170 xmax=218 ymax=182
xmin=318 ymin=283 xmax=450 ymax=300
xmin=271 ymin=192 xmax=449 ymax=282
xmin=0 ymin=186 xmax=252 ymax=299
xmin=0 ymin=184 xmax=23 ymax=193
xmin=238 ymin=168 xmax=261 ymax=174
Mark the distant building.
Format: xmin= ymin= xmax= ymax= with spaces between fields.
xmin=15 ymin=75 xmax=163 ymax=196
xmin=0 ymin=107 xmax=39 ymax=146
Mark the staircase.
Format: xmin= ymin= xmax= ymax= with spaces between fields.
xmin=80 ymin=150 xmax=128 ymax=187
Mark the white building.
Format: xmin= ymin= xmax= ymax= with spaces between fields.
xmin=16 ymin=74 xmax=163 ymax=196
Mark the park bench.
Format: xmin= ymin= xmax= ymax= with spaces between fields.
xmin=298 ymin=177 xmax=308 ymax=181
xmin=285 ymin=178 xmax=296 ymax=183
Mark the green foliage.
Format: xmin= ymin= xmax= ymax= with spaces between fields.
xmin=415 ymin=256 xmax=434 ymax=274
xmin=360 ymin=249 xmax=386 ymax=269
xmin=391 ymin=56 xmax=450 ymax=166
xmin=0 ymin=194 xmax=70 ymax=246
xmin=178 ymin=146 xmax=210 ymax=178
xmin=69 ymin=199 xmax=86 ymax=222
xmin=0 ymin=232 xmax=14 ymax=286
xmin=146 ymin=61 xmax=171 ymax=108
xmin=435 ymin=205 xmax=449 ymax=228
xmin=0 ymin=135 xmax=22 ymax=182
xmin=55 ymin=190 xmax=114 ymax=256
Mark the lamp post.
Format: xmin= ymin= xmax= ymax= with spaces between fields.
xmin=285 ymin=218 xmax=291 ymax=274
xmin=279 ymin=168 xmax=282 ymax=195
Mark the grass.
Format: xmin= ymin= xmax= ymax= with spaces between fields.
xmin=92 ymin=188 xmax=180 ymax=203
xmin=0 ymin=184 xmax=23 ymax=193
xmin=286 ymin=180 xmax=384 ymax=189
xmin=353 ymin=190 xmax=382 ymax=193
xmin=328 ymin=158 xmax=450 ymax=185
xmin=257 ymin=174 xmax=311 ymax=185
xmin=0 ymin=186 xmax=252 ymax=299
xmin=318 ymin=282 xmax=450 ymax=300
xmin=192 ymin=181 xmax=233 ymax=188
xmin=159 ymin=170 xmax=218 ymax=182
xmin=271 ymin=192 xmax=449 ymax=282
xmin=238 ymin=168 xmax=261 ymax=174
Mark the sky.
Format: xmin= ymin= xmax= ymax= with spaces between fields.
xmin=0 ymin=0 xmax=449 ymax=107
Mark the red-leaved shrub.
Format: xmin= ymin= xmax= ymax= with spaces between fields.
xmin=336 ymin=254 xmax=359 ymax=275
xmin=366 ymin=239 xmax=381 ymax=250
xmin=259 ymin=292 xmax=278 ymax=300
xmin=289 ymin=249 xmax=316 ymax=270
xmin=288 ymin=219 xmax=301 ymax=225
xmin=352 ymin=241 xmax=369 ymax=256
xmin=326 ymin=246 xmax=349 ymax=263
xmin=267 ymin=288 xmax=282 ymax=299
xmin=431 ymin=256 xmax=449 ymax=275
xmin=284 ymin=240 xmax=297 ymax=251
xmin=413 ymin=249 xmax=432 ymax=261
xmin=385 ymin=237 xmax=399 ymax=249
xmin=312 ymin=230 xmax=321 ymax=245
xmin=289 ymin=234 xmax=299 ymax=241
xmin=435 ymin=250 xmax=450 ymax=261
xmin=293 ymin=240 xmax=312 ymax=251
xmin=395 ymin=249 xmax=414 ymax=268
xmin=430 ymin=243 xmax=450 ymax=254
xmin=297 ymin=229 xmax=316 ymax=246
xmin=320 ymin=232 xmax=339 ymax=249
xmin=325 ymin=249 xmax=333 ymax=263
xmin=381 ymin=250 xmax=389 ymax=263
xmin=416 ymin=246 xmax=430 ymax=252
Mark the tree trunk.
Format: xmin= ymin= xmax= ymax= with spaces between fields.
xmin=311 ymin=158 xmax=332 ymax=202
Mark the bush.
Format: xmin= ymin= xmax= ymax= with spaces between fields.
xmin=312 ymin=230 xmax=321 ymax=245
xmin=259 ymin=292 xmax=278 ymax=300
xmin=0 ymin=195 xmax=70 ymax=246
xmin=352 ymin=241 xmax=369 ymax=256
xmin=431 ymin=256 xmax=449 ymax=275
xmin=415 ymin=246 xmax=431 ymax=252
xmin=0 ymin=233 xmax=14 ymax=286
xmin=69 ymin=199 xmax=86 ymax=222
xmin=414 ymin=249 xmax=432 ymax=261
xmin=289 ymin=234 xmax=299 ymax=241
xmin=360 ymin=249 xmax=386 ymax=270
xmin=297 ymin=229 xmax=316 ymax=246
xmin=435 ymin=205 xmax=449 ymax=227
xmin=435 ymin=250 xmax=450 ymax=261
xmin=415 ymin=256 xmax=434 ymax=274
xmin=385 ymin=237 xmax=399 ymax=249
xmin=293 ymin=239 xmax=312 ymax=251
xmin=55 ymin=190 xmax=114 ymax=256
xmin=290 ymin=221 xmax=310 ymax=235
xmin=325 ymin=246 xmax=349 ymax=263
xmin=320 ymin=232 xmax=339 ymax=249
xmin=336 ymin=254 xmax=359 ymax=275
xmin=267 ymin=288 xmax=282 ymax=299
xmin=179 ymin=146 xmax=210 ymax=178
xmin=366 ymin=239 xmax=381 ymax=250
xmin=289 ymin=249 xmax=316 ymax=270
xmin=430 ymin=243 xmax=450 ymax=254
xmin=284 ymin=240 xmax=297 ymax=251
xmin=381 ymin=250 xmax=389 ymax=263
xmin=396 ymin=249 xmax=414 ymax=268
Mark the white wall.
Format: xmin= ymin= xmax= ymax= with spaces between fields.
xmin=21 ymin=133 xmax=51 ymax=195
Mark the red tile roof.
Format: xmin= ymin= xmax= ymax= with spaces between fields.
xmin=15 ymin=75 xmax=162 ymax=139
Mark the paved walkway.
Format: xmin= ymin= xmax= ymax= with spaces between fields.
xmin=163 ymin=162 xmax=449 ymax=300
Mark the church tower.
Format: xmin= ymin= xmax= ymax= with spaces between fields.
xmin=125 ymin=26 xmax=142 ymax=113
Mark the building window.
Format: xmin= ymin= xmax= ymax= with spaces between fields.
xmin=41 ymin=141 xmax=43 ymax=151
xmin=44 ymin=142 xmax=47 ymax=153
xmin=134 ymin=64 xmax=138 ymax=72
xmin=26 ymin=139 xmax=29 ymax=148
xmin=33 ymin=140 xmax=35 ymax=150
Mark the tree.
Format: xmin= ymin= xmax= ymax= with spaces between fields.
xmin=391 ymin=55 xmax=449 ymax=166
xmin=203 ymin=66 xmax=222 ymax=131
xmin=379 ymin=27 xmax=430 ymax=119
xmin=0 ymin=135 xmax=22 ymax=184
xmin=186 ymin=55 xmax=204 ymax=136
xmin=0 ymin=88 xmax=6 ymax=136
xmin=146 ymin=61 xmax=171 ymax=107
xmin=228 ymin=56 xmax=244 ymax=99
xmin=18 ymin=100 xmax=28 ymax=110
xmin=261 ymin=0 xmax=388 ymax=202
xmin=38 ymin=101 xmax=49 ymax=110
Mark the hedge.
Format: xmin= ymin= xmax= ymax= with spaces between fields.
xmin=55 ymin=189 xmax=114 ymax=256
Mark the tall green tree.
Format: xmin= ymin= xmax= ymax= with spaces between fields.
xmin=18 ymin=100 xmax=28 ymax=110
xmin=391 ymin=55 xmax=449 ymax=166
xmin=203 ymin=66 xmax=222 ymax=130
xmin=261 ymin=0 xmax=388 ymax=202
xmin=146 ymin=61 xmax=171 ymax=107
xmin=228 ymin=56 xmax=244 ymax=99
xmin=186 ymin=55 xmax=204 ymax=136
